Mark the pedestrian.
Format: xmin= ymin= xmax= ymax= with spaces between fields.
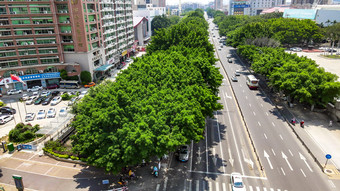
xmin=291 ymin=118 xmax=296 ymax=125
xmin=329 ymin=120 xmax=333 ymax=127
xmin=300 ymin=120 xmax=304 ymax=128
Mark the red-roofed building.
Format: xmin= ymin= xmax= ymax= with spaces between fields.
xmin=133 ymin=17 xmax=150 ymax=46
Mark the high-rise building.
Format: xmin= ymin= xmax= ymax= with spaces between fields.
xmin=0 ymin=0 xmax=134 ymax=86
xmin=135 ymin=0 xmax=165 ymax=8
xmin=214 ymin=0 xmax=223 ymax=10
xmin=291 ymin=0 xmax=332 ymax=6
xmin=229 ymin=0 xmax=284 ymax=16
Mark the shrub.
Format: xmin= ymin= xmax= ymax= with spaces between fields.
xmin=9 ymin=123 xmax=40 ymax=143
xmin=0 ymin=101 xmax=4 ymax=107
xmin=80 ymin=71 xmax=92 ymax=85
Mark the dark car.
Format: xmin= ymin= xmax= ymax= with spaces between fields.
xmin=34 ymin=97 xmax=44 ymax=105
xmin=46 ymin=84 xmax=59 ymax=89
xmin=177 ymin=145 xmax=190 ymax=162
xmin=0 ymin=107 xmax=16 ymax=115
xmin=51 ymin=91 xmax=60 ymax=96
xmin=117 ymin=62 xmax=126 ymax=69
xmin=328 ymin=49 xmax=337 ymax=52
xmin=42 ymin=96 xmax=53 ymax=105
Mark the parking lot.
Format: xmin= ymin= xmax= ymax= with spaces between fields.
xmin=0 ymin=88 xmax=86 ymax=138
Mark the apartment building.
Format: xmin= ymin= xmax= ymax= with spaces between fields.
xmin=0 ymin=0 xmax=134 ymax=90
xmin=229 ymin=0 xmax=284 ymax=15
xmin=214 ymin=0 xmax=223 ymax=10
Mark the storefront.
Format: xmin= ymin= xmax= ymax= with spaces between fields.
xmin=0 ymin=72 xmax=61 ymax=93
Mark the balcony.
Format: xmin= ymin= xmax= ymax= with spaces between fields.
xmin=57 ymin=10 xmax=69 ymax=14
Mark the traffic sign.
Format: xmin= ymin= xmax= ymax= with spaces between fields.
xmin=326 ymin=154 xmax=332 ymax=159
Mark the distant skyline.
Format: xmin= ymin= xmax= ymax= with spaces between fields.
xmin=167 ymin=0 xmax=229 ymax=6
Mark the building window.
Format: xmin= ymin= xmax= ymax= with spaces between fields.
xmin=44 ymin=66 xmax=59 ymax=73
xmin=3 ymin=70 xmax=18 ymax=78
xmin=25 ymin=68 xmax=39 ymax=75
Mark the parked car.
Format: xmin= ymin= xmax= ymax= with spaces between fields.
xmin=51 ymin=91 xmax=60 ymax=96
xmin=21 ymin=94 xmax=30 ymax=101
xmin=84 ymin=82 xmax=96 ymax=88
xmin=41 ymin=91 xmax=51 ymax=97
xmin=46 ymin=84 xmax=59 ymax=89
xmin=34 ymin=97 xmax=44 ymax=105
xmin=27 ymin=86 xmax=42 ymax=92
xmin=0 ymin=107 xmax=16 ymax=115
xmin=50 ymin=96 xmax=62 ymax=106
xmin=231 ymin=76 xmax=238 ymax=82
xmin=25 ymin=97 xmax=35 ymax=105
xmin=228 ymin=58 xmax=232 ymax=63
xmin=25 ymin=113 xmax=36 ymax=122
xmin=37 ymin=110 xmax=46 ymax=119
xmin=42 ymin=96 xmax=53 ymax=105
xmin=290 ymin=47 xmax=302 ymax=52
xmin=227 ymin=54 xmax=232 ymax=58
xmin=78 ymin=91 xmax=88 ymax=99
xmin=7 ymin=89 xmax=22 ymax=95
xmin=68 ymin=97 xmax=78 ymax=106
xmin=328 ymin=49 xmax=337 ymax=52
xmin=32 ymin=91 xmax=39 ymax=97
xmin=230 ymin=172 xmax=245 ymax=191
xmin=117 ymin=62 xmax=126 ymax=69
xmin=126 ymin=58 xmax=132 ymax=62
xmin=177 ymin=145 xmax=190 ymax=162
xmin=234 ymin=70 xmax=241 ymax=76
xmin=59 ymin=107 xmax=68 ymax=117
xmin=0 ymin=115 xmax=13 ymax=124
xmin=46 ymin=108 xmax=56 ymax=118
xmin=0 ymin=93 xmax=2 ymax=97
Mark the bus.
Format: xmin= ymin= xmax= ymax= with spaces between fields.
xmin=59 ymin=81 xmax=80 ymax=89
xmin=246 ymin=75 xmax=259 ymax=89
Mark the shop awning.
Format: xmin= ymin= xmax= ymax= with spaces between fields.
xmin=94 ymin=64 xmax=114 ymax=72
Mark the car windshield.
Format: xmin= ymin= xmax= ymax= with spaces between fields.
xmin=38 ymin=111 xmax=44 ymax=114
xmin=234 ymin=182 xmax=243 ymax=188
xmin=53 ymin=98 xmax=58 ymax=101
xmin=48 ymin=110 xmax=53 ymax=113
xmin=60 ymin=109 xmax=65 ymax=112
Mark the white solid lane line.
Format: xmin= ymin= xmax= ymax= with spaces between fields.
xmin=156 ymin=184 xmax=160 ymax=191
xmin=258 ymin=121 xmax=261 ymax=126
xmin=216 ymin=182 xmax=219 ymax=191
xmin=272 ymin=149 xmax=276 ymax=156
xmin=328 ymin=180 xmax=336 ymax=188
xmin=196 ymin=180 xmax=199 ymax=191
xmin=264 ymin=133 xmax=267 ymax=139
xmin=300 ymin=168 xmax=307 ymax=177
xmin=253 ymin=111 xmax=256 ymax=116
xmin=281 ymin=167 xmax=286 ymax=176
xmin=260 ymin=103 xmax=263 ymax=107
xmin=279 ymin=134 xmax=283 ymax=140
xmin=288 ymin=149 xmax=293 ymax=156
xmin=272 ymin=122 xmax=275 ymax=127
xmin=266 ymin=112 xmax=269 ymax=116
xmin=222 ymin=183 xmax=227 ymax=191
xmin=215 ymin=112 xmax=226 ymax=173
xmin=249 ymin=103 xmax=252 ymax=107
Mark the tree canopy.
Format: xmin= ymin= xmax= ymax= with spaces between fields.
xmin=151 ymin=15 xmax=171 ymax=35
xmin=71 ymin=9 xmax=223 ymax=173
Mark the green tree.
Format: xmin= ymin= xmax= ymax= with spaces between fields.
xmin=169 ymin=15 xmax=180 ymax=25
xmin=151 ymin=15 xmax=171 ymax=35
xmin=60 ymin=69 xmax=68 ymax=80
xmin=80 ymin=71 xmax=92 ymax=85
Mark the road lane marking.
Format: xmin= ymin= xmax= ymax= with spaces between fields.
xmin=281 ymin=167 xmax=286 ymax=176
xmin=156 ymin=184 xmax=160 ymax=191
xmin=272 ymin=122 xmax=275 ymax=127
xmin=163 ymin=177 xmax=168 ymax=191
xmin=264 ymin=133 xmax=267 ymax=139
xmin=249 ymin=103 xmax=252 ymax=107
xmin=300 ymin=168 xmax=306 ymax=177
xmin=253 ymin=111 xmax=256 ymax=116
xmin=256 ymin=187 xmax=260 ymax=191
xmin=279 ymin=134 xmax=283 ymax=140
xmin=205 ymin=121 xmax=209 ymax=173
xmin=187 ymin=170 xmax=267 ymax=179
xmin=44 ymin=166 xmax=54 ymax=175
xmin=196 ymin=180 xmax=199 ymax=191
xmin=282 ymin=152 xmax=293 ymax=171
xmin=243 ymin=90 xmax=245 ymax=93
xmin=188 ymin=179 xmax=192 ymax=191
xmin=260 ymin=103 xmax=263 ymax=107
xmin=249 ymin=186 xmax=253 ymax=191
xmin=216 ymin=182 xmax=219 ymax=191
xmin=272 ymin=149 xmax=276 ymax=156
xmin=245 ymin=96 xmax=248 ymax=99
xmin=270 ymin=189 xmax=274 ymax=191
xmin=222 ymin=183 xmax=227 ymax=191
xmin=263 ymin=188 xmax=267 ymax=191
xmin=329 ymin=180 xmax=336 ymax=188
xmin=299 ymin=152 xmax=313 ymax=172
xmin=266 ymin=112 xmax=269 ymax=116
xmin=288 ymin=149 xmax=293 ymax=156
xmin=215 ymin=112 xmax=226 ymax=173
xmin=225 ymin=93 xmax=232 ymax=99
xmin=258 ymin=121 xmax=261 ymax=126
xmin=183 ymin=179 xmax=187 ymax=191
xmin=209 ymin=182 xmax=212 ymax=191
xmin=264 ymin=150 xmax=273 ymax=169
xmin=190 ymin=141 xmax=193 ymax=171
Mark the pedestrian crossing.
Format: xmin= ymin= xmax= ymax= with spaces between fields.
xmin=180 ymin=180 xmax=288 ymax=191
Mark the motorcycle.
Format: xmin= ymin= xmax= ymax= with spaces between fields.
xmin=152 ymin=166 xmax=159 ymax=178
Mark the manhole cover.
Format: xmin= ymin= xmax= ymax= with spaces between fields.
xmin=324 ymin=169 xmax=334 ymax=174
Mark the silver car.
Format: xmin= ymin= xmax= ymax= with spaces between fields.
xmin=177 ymin=145 xmax=190 ymax=162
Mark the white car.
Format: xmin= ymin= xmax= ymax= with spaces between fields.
xmin=8 ymin=89 xmax=22 ymax=95
xmin=27 ymin=86 xmax=42 ymax=92
xmin=21 ymin=94 xmax=29 ymax=101
xmin=25 ymin=113 xmax=36 ymax=122
xmin=37 ymin=110 xmax=46 ymax=120
xmin=25 ymin=97 xmax=35 ymax=105
xmin=46 ymin=108 xmax=56 ymax=118
xmin=126 ymin=58 xmax=132 ymax=62
xmin=59 ymin=107 xmax=68 ymax=117
xmin=32 ymin=91 xmax=39 ymax=97
xmin=50 ymin=96 xmax=62 ymax=106
xmin=78 ymin=90 xmax=88 ymax=99
xmin=289 ymin=47 xmax=302 ymax=52
xmin=0 ymin=115 xmax=13 ymax=124
xmin=41 ymin=91 xmax=51 ymax=97
xmin=235 ymin=70 xmax=241 ymax=76
xmin=230 ymin=172 xmax=246 ymax=191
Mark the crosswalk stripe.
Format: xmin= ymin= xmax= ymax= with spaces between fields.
xmin=256 ymin=186 xmax=260 ymax=191
xmin=263 ymin=188 xmax=267 ymax=191
xmin=196 ymin=180 xmax=199 ymax=191
xmin=222 ymin=183 xmax=227 ymax=191
xmin=188 ymin=180 xmax=192 ymax=191
xmin=270 ymin=188 xmax=274 ymax=191
xmin=208 ymin=181 xmax=212 ymax=191
xmin=278 ymin=189 xmax=281 ymax=191
xmin=215 ymin=182 xmax=219 ymax=191
xmin=249 ymin=186 xmax=253 ymax=191
xmin=156 ymin=184 xmax=160 ymax=191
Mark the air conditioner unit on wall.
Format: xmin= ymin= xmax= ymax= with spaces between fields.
xmin=49 ymin=51 xmax=53 ymax=53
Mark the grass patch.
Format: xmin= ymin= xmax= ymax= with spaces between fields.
xmin=323 ymin=55 xmax=340 ymax=59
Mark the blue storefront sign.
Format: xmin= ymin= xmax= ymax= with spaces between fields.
xmin=234 ymin=4 xmax=250 ymax=8
xmin=20 ymin=72 xmax=60 ymax=81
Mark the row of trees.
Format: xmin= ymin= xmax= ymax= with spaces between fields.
xmin=237 ymin=45 xmax=340 ymax=108
xmin=151 ymin=15 xmax=180 ymax=35
xmin=70 ymin=9 xmax=223 ymax=173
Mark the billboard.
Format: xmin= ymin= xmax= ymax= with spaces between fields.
xmin=234 ymin=4 xmax=250 ymax=8
xmin=283 ymin=9 xmax=317 ymax=20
